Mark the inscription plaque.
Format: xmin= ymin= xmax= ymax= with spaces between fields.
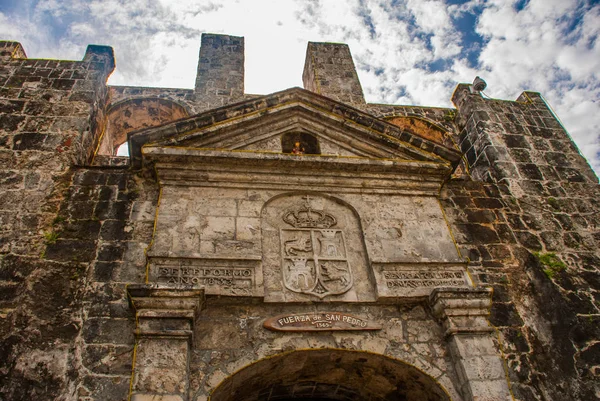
xmin=158 ymin=266 xmax=253 ymax=287
xmin=374 ymin=264 xmax=471 ymax=299
xmin=383 ymin=270 xmax=466 ymax=288
xmin=264 ymin=312 xmax=382 ymax=331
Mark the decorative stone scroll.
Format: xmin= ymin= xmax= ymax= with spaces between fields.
xmin=264 ymin=312 xmax=382 ymax=332
xmin=280 ymin=196 xmax=353 ymax=298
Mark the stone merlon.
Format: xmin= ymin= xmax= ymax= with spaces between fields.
xmin=303 ymin=41 xmax=366 ymax=105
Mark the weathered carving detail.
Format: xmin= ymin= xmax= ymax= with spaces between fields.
xmin=158 ymin=266 xmax=253 ymax=288
xmin=284 ymin=237 xmax=312 ymax=256
xmin=149 ymin=257 xmax=262 ymax=296
xmin=384 ymin=271 xmax=467 ymax=289
xmin=280 ymin=196 xmax=352 ymax=298
xmin=264 ymin=312 xmax=382 ymax=331
xmin=283 ymin=195 xmax=337 ymax=228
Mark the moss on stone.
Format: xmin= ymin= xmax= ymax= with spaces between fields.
xmin=534 ymin=252 xmax=566 ymax=279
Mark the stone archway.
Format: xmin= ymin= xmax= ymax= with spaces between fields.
xmin=97 ymin=97 xmax=189 ymax=156
xmin=209 ymin=349 xmax=452 ymax=401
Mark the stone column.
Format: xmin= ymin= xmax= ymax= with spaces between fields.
xmin=430 ymin=288 xmax=512 ymax=401
xmin=128 ymin=285 xmax=204 ymax=401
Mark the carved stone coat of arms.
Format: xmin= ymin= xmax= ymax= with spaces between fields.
xmin=280 ymin=196 xmax=353 ymax=298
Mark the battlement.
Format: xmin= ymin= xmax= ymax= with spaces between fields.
xmin=0 ymin=41 xmax=27 ymax=60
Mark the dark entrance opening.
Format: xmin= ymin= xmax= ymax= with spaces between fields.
xmin=209 ymin=349 xmax=450 ymax=401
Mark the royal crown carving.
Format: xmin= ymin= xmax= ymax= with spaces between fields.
xmin=283 ymin=195 xmax=337 ymax=228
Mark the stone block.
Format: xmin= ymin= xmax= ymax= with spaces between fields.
xmin=95 ymin=201 xmax=131 ymax=220
xmin=235 ymin=217 xmax=260 ymax=241
xmin=449 ymin=334 xmax=497 ymax=357
xmin=82 ymin=375 xmax=130 ymax=401
xmin=464 ymin=379 xmax=513 ymax=401
xmin=0 ymin=114 xmax=26 ymax=131
xmin=45 ymin=239 xmax=97 ymax=262
xmin=83 ymin=344 xmax=133 ymax=375
xmin=489 ymin=302 xmax=524 ymax=327
xmin=200 ymin=216 xmax=235 ymax=240
xmin=100 ymin=219 xmax=131 ymax=241
xmin=195 ymin=319 xmax=248 ymax=349
xmin=60 ymin=219 xmax=101 ymax=240
xmin=97 ymin=243 xmax=125 ymax=262
xmin=83 ymin=318 xmax=135 ymax=344
xmin=455 ymin=355 xmax=506 ymax=382
xmin=131 ymin=395 xmax=183 ymax=401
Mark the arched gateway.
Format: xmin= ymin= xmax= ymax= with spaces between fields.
xmin=210 ymin=349 xmax=450 ymax=401
xmin=210 ymin=350 xmax=451 ymax=401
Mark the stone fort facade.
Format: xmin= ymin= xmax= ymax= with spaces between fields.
xmin=0 ymin=34 xmax=598 ymax=401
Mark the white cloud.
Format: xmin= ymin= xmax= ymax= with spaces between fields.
xmin=473 ymin=0 xmax=600 ymax=174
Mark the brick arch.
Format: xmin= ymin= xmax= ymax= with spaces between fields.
xmin=209 ymin=349 xmax=452 ymax=401
xmin=97 ymin=97 xmax=190 ymax=156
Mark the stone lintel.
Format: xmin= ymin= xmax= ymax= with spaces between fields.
xmin=145 ymin=149 xmax=450 ymax=196
xmin=430 ymin=287 xmax=494 ymax=336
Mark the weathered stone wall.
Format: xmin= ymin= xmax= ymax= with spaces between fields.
xmin=67 ymin=167 xmax=157 ymax=400
xmin=0 ymin=42 xmax=118 ymax=400
xmin=441 ymin=86 xmax=600 ymax=401
xmin=1 ymin=162 xmax=157 ymax=400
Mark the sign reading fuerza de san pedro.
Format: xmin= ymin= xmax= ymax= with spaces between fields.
xmin=264 ymin=312 xmax=382 ymax=332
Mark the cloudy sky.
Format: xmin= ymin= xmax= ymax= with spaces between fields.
xmin=1 ymin=0 xmax=599 ymax=176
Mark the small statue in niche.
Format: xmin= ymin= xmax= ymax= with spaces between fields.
xmin=291 ymin=141 xmax=305 ymax=155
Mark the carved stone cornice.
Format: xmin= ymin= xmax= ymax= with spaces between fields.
xmin=127 ymin=284 xmax=205 ymax=341
xmin=429 ymin=287 xmax=494 ymax=337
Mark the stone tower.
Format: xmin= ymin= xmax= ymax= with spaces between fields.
xmin=0 ymin=34 xmax=598 ymax=401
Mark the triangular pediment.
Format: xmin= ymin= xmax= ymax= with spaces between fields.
xmin=129 ymin=87 xmax=461 ymax=170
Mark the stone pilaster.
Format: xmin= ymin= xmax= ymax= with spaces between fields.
xmin=430 ymin=288 xmax=512 ymax=401
xmin=128 ymin=285 xmax=204 ymax=401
